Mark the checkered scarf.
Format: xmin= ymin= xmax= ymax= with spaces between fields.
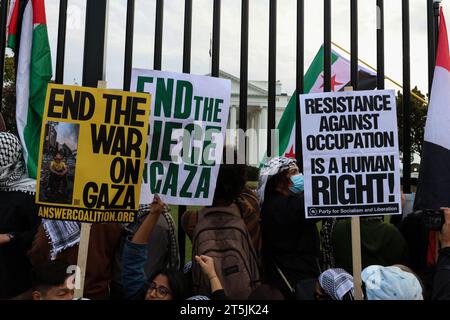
xmin=257 ymin=157 xmax=298 ymax=205
xmin=43 ymin=219 xmax=81 ymax=260
xmin=130 ymin=203 xmax=181 ymax=271
xmin=0 ymin=132 xmax=36 ymax=195
xmin=319 ymin=268 xmax=354 ymax=300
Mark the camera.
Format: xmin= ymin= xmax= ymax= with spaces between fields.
xmin=409 ymin=209 xmax=445 ymax=231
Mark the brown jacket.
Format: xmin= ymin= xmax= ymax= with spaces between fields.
xmin=28 ymin=223 xmax=122 ymax=300
xmin=181 ymin=187 xmax=262 ymax=254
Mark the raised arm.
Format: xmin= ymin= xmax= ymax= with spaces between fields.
xmin=195 ymin=255 xmax=226 ymax=299
xmin=122 ymin=195 xmax=165 ymax=298
xmin=132 ymin=195 xmax=164 ymax=244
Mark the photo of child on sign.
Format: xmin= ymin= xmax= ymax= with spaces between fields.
xmin=38 ymin=121 xmax=79 ymax=205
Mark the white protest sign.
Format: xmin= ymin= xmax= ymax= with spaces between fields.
xmin=299 ymin=90 xmax=401 ymax=218
xmin=131 ymin=69 xmax=231 ymax=206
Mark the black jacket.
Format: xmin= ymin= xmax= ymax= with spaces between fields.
xmin=0 ymin=191 xmax=40 ymax=299
xmin=261 ymin=191 xmax=320 ymax=296
xmin=432 ymin=247 xmax=450 ymax=300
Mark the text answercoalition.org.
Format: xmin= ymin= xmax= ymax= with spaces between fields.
xmin=37 ymin=206 xmax=136 ymax=223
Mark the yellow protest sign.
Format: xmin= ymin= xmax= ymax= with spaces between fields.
xmin=35 ymin=84 xmax=151 ymax=223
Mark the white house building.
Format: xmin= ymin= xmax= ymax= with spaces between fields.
xmin=216 ymin=70 xmax=291 ymax=165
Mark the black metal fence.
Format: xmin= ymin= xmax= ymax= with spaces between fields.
xmin=0 ymin=0 xmax=441 ymax=263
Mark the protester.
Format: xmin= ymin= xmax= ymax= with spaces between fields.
xmin=182 ymin=149 xmax=262 ymax=254
xmin=432 ymin=207 xmax=450 ymax=300
xmin=122 ymin=195 xmax=189 ymax=300
xmin=317 ymin=268 xmax=354 ymax=300
xmin=183 ymin=147 xmax=261 ymax=299
xmin=332 ymin=216 xmax=410 ymax=275
xmin=398 ymin=209 xmax=437 ymax=298
xmin=110 ymin=204 xmax=180 ymax=299
xmin=0 ymin=132 xmax=40 ymax=299
xmin=361 ymin=264 xmax=423 ymax=300
xmin=30 ymin=260 xmax=75 ymax=300
xmin=257 ymin=157 xmax=320 ymax=299
xmin=28 ymin=220 xmax=122 ymax=300
xmin=193 ymin=255 xmax=227 ymax=300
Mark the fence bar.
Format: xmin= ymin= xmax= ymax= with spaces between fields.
xmin=434 ymin=1 xmax=440 ymax=47
xmin=154 ymin=0 xmax=164 ymax=70
xmin=0 ymin=0 xmax=8 ymax=101
xmin=295 ymin=0 xmax=304 ymax=168
xmin=82 ymin=0 xmax=108 ymax=87
xmin=402 ymin=0 xmax=411 ymax=193
xmin=182 ymin=0 xmax=192 ymax=74
xmin=212 ymin=0 xmax=221 ymax=77
xmin=324 ymin=0 xmax=332 ymax=92
xmin=178 ymin=0 xmax=193 ymax=266
xmin=123 ymin=0 xmax=135 ymax=90
xmin=377 ymin=0 xmax=385 ymax=90
xmin=55 ymin=0 xmax=68 ymax=84
xmin=239 ymin=0 xmax=249 ymax=134
xmin=427 ymin=0 xmax=435 ymax=93
xmin=267 ymin=0 xmax=276 ymax=157
xmin=350 ymin=0 xmax=358 ymax=90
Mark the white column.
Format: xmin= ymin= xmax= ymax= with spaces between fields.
xmin=228 ymin=106 xmax=237 ymax=130
xmin=249 ymin=113 xmax=258 ymax=165
xmin=226 ymin=106 xmax=238 ymax=147
xmin=260 ymin=106 xmax=268 ymax=162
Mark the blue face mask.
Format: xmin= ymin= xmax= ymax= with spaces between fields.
xmin=289 ymin=174 xmax=304 ymax=193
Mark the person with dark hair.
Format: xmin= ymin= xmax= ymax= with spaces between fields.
xmin=110 ymin=203 xmax=180 ymax=300
xmin=30 ymin=260 xmax=75 ymax=300
xmin=181 ymin=147 xmax=262 ymax=254
xmin=181 ymin=147 xmax=262 ymax=299
xmin=257 ymin=157 xmax=320 ymax=299
xmin=0 ymin=132 xmax=41 ymax=299
xmin=432 ymin=207 xmax=450 ymax=300
xmin=28 ymin=220 xmax=122 ymax=300
xmin=122 ymin=195 xmax=189 ymax=300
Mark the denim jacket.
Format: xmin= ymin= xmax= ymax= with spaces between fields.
xmin=122 ymin=240 xmax=149 ymax=299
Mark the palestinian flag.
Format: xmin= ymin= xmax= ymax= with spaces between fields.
xmin=415 ymin=7 xmax=450 ymax=211
xmin=7 ymin=0 xmax=52 ymax=178
xmin=277 ymin=45 xmax=377 ymax=160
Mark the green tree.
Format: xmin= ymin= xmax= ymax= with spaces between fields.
xmin=396 ymin=87 xmax=428 ymax=157
xmin=1 ymin=55 xmax=17 ymax=135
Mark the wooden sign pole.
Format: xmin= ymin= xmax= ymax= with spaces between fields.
xmin=73 ymin=223 xmax=91 ymax=299
xmin=343 ymin=86 xmax=363 ymax=300
xmin=351 ymin=217 xmax=363 ymax=300
xmin=73 ymin=80 xmax=107 ymax=299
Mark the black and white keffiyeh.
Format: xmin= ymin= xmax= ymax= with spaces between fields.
xmin=43 ymin=219 xmax=81 ymax=260
xmin=0 ymin=132 xmax=36 ymax=194
xmin=257 ymin=157 xmax=298 ymax=205
xmin=319 ymin=268 xmax=354 ymax=300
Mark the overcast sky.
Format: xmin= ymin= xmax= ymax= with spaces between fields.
xmin=42 ymin=0 xmax=447 ymax=97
